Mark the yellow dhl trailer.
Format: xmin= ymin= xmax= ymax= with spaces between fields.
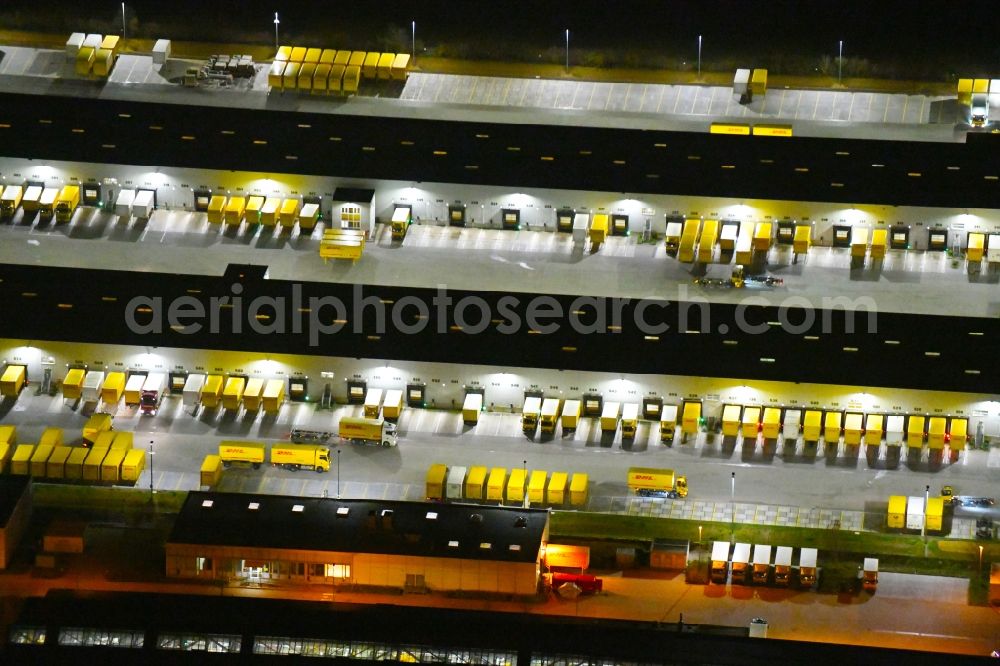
xmin=124 ymin=373 xmax=146 ymax=405
xmin=62 ymin=368 xmax=85 ymax=400
xmin=304 ymin=47 xmax=321 ymax=64
xmin=245 ymin=195 xmax=264 ymax=223
xmin=201 ymin=374 xmax=224 ymax=408
xmin=200 ymin=454 xmax=222 ymax=487
xmin=681 ymin=401 xmax=701 ymax=435
xmin=722 ymin=404 xmax=742 ymax=437
xmin=243 ymin=378 xmax=264 ymax=411
xmin=313 ymin=63 xmax=331 ymax=93
xmin=487 ymin=467 xmax=507 ymax=502
xmin=762 ymin=408 xmax=781 ymax=439
xmin=31 ymin=444 xmax=54 ymax=477
xmin=697 ymin=219 xmax=718 ymax=262
xmin=289 ymin=46 xmax=306 ymax=63
xmin=320 ymin=48 xmax=336 ymax=64
xmin=589 ymin=213 xmax=609 ymax=246
xmin=92 ymin=431 xmax=115 ymax=451
xmin=111 ymin=431 xmax=133 ymax=451
xmin=907 ymin=415 xmax=926 ymax=448
xmin=949 ymin=417 xmax=968 ymax=451
xmin=218 ymin=441 xmax=266 ymax=468
xmin=1 ymin=364 xmax=26 ymax=397
xmin=426 ymin=463 xmax=448 ymax=500
xmin=279 ymin=198 xmax=300 ymax=227
xmin=793 ymin=225 xmax=811 ymax=254
xmin=547 ymin=471 xmax=568 ymax=505
xmin=40 ymin=427 xmax=63 ymax=449
xmin=506 ymin=468 xmax=527 ymax=504
xmin=865 ymin=414 xmax=884 ymax=445
xmin=263 ymin=379 xmax=284 ymax=413
xmin=462 ymin=393 xmax=483 ymax=424
xmin=334 ymin=50 xmax=351 ymax=66
xmin=82 ymin=447 xmax=109 ymax=481
xmin=282 ymin=61 xmax=301 ymax=89
xmin=824 ymin=411 xmax=842 ymax=442
xmin=926 ymin=497 xmax=944 ymax=531
xmin=887 ymin=495 xmax=907 ymax=528
xmin=64 ymin=447 xmax=88 ymax=480
xmin=391 ymin=53 xmax=410 ymax=80
xmin=843 ymin=413 xmax=863 ymax=445
xmin=527 ymin=470 xmax=547 ymax=505
xmin=802 ymin=409 xmax=822 ymax=443
xmin=465 ymin=465 xmax=488 ymax=500
xmin=207 ymin=195 xmax=226 ymax=223
xmin=101 ymin=449 xmax=127 ymax=482
xmin=224 ymin=196 xmax=246 ymax=225
xmin=343 ymin=65 xmax=361 ymax=93
xmin=327 ymin=64 xmax=345 ymax=93
xmin=120 ymin=449 xmax=146 ymax=482
xmin=1 ymin=185 xmax=23 ymax=217
xmin=101 ymin=371 xmax=125 ymax=405
xmin=223 ymin=376 xmax=246 ymax=410
xmin=46 ymin=446 xmax=72 ymax=479
xmin=851 ymin=227 xmax=869 ymax=258
xmin=11 ymin=444 xmax=35 ymax=475
xmin=569 ymin=473 xmax=589 ymax=506
xmin=750 ymin=68 xmax=767 ymax=95
xmin=927 ymin=417 xmax=947 ymax=450
xmin=362 ymin=52 xmax=380 ymax=79
xmin=391 ymin=205 xmax=412 ymax=240
xmin=377 ymin=52 xmax=394 ymax=79
xmin=297 ymin=63 xmax=316 ymax=91
xmin=268 ymin=60 xmax=286 ymax=89
xmin=83 ymin=413 xmax=112 ymax=445
xmin=260 ymin=197 xmax=280 ymax=226
xmin=753 ymin=222 xmax=772 ymax=251
xmin=382 ymin=389 xmax=404 ymax=419
xmin=600 ymin=401 xmax=621 ymax=433
xmin=870 ymin=228 xmax=888 ymax=259
xmin=741 ymin=406 xmax=761 ymax=439
xmin=678 ymin=219 xmax=700 ymax=263
xmin=0 ymin=441 xmax=11 ymax=474
xmin=54 ymin=185 xmax=80 ymax=222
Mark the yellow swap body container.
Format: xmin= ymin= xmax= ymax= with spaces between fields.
xmin=465 ymin=465 xmax=487 ymax=500
xmin=824 ymin=412 xmax=842 ymax=442
xmin=279 ymin=198 xmax=300 ymax=227
xmin=527 ymin=470 xmax=547 ymax=505
xmin=968 ymin=233 xmax=985 ymax=262
xmin=741 ymin=406 xmax=761 ymax=439
xmin=722 ymin=404 xmax=742 ymax=437
xmin=83 ymin=447 xmax=109 ymax=481
xmin=121 ymin=449 xmax=146 ymax=482
xmin=506 ymin=468 xmax=527 ymax=504
xmin=569 ymin=473 xmax=589 ymax=507
xmin=547 ymin=472 xmax=568 ymax=505
xmin=682 ymin=401 xmax=702 ymax=435
xmin=802 ymin=410 xmax=822 ymax=442
xmin=207 ymin=195 xmax=227 ymax=223
xmin=870 ymin=228 xmax=888 ymax=259
xmin=65 ymin=447 xmax=89 ymax=480
xmin=1 ymin=364 xmax=26 ymax=396
xmin=101 ymin=371 xmax=125 ymax=405
xmin=201 ymin=374 xmax=224 ymax=408
xmin=927 ymin=416 xmax=947 ymax=450
xmin=793 ymin=225 xmax=811 ymax=254
xmin=843 ymin=413 xmax=863 ymax=445
xmin=697 ymin=219 xmax=719 ymax=262
xmin=949 ymin=418 xmax=968 ymax=451
xmin=243 ymin=378 xmax=263 ymax=411
xmin=11 ymin=444 xmax=34 ymax=475
xmin=47 ymin=446 xmax=72 ymax=479
xmin=762 ymin=408 xmax=781 ymax=439
xmin=31 ymin=444 xmax=54 ymax=477
xmin=223 ymin=376 xmax=246 ymax=411
xmin=0 ymin=442 xmax=10 ymax=474
xmin=63 ymin=368 xmax=86 ymax=400
xmin=887 ymin=495 xmax=906 ymax=529
xmin=907 ymin=415 xmax=926 ymax=448
xmin=486 ymin=467 xmax=507 ymax=502
xmin=865 ymin=414 xmax=884 ymax=446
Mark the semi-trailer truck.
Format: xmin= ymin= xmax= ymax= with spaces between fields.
xmin=270 ymin=444 xmax=330 ymax=472
xmin=54 ymin=185 xmax=80 ymax=223
xmin=140 ymin=372 xmax=166 ymax=415
xmin=626 ymin=467 xmax=688 ymax=498
xmin=971 ymin=79 xmax=989 ymax=127
xmin=522 ymin=396 xmax=541 ymax=432
xmin=0 ymin=185 xmax=23 ymax=218
xmin=338 ymin=416 xmax=397 ymax=447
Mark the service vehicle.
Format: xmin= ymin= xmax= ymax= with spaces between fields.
xmin=627 ymin=467 xmax=688 ymax=498
xmin=270 ymin=444 xmax=330 ymax=472
xmin=338 ymin=416 xmax=397 ymax=447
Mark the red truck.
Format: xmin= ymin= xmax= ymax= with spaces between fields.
xmin=550 ymin=572 xmax=603 ymax=594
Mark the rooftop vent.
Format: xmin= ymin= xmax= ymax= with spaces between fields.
xmin=469 ymin=513 xmax=484 ymax=524
xmin=514 ymin=516 xmax=528 ymax=528
xmin=425 ymin=511 xmax=438 ymax=520
xmin=248 ymin=502 xmax=260 ymax=511
xmin=201 ymin=500 xmax=214 ymax=508
xmin=336 ymin=507 xmax=350 ymax=517
xmin=292 ymin=504 xmax=304 ymax=513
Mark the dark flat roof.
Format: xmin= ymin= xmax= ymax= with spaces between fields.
xmin=0 ymin=476 xmax=30 ymax=528
xmin=0 ymin=263 xmax=997 ymax=394
xmin=2 ymin=92 xmax=999 ymax=209
xmin=168 ymin=492 xmax=547 ymax=563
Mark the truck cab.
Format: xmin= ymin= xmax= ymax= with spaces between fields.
xmin=862 ymin=557 xmax=878 ymax=592
xmin=971 ymin=93 xmax=989 ymax=127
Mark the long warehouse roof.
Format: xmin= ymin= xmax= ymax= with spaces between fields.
xmin=2 ymin=92 xmax=998 ymax=209
xmin=1 ymin=263 xmax=995 ymax=394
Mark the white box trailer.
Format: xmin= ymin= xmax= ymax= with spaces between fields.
xmin=906 ymin=496 xmax=925 ymax=530
xmin=988 ymin=235 xmax=1000 ymax=263
xmin=182 ymin=373 xmax=206 ymax=407
xmin=885 ymin=415 xmax=905 ymax=446
xmin=132 ymin=190 xmax=154 ymax=220
xmin=66 ymin=33 xmax=84 ymax=59
xmin=572 ymin=213 xmax=590 ymax=243
xmin=152 ymin=39 xmax=172 ymax=65
xmin=446 ymin=465 xmax=467 ymax=500
xmin=782 ymin=408 xmax=801 ymax=438
xmin=115 ymin=188 xmax=135 ymax=218
xmin=83 ymin=34 xmax=102 ymax=49
xmin=733 ymin=68 xmax=750 ymax=97
xmin=81 ymin=370 xmax=105 ymax=403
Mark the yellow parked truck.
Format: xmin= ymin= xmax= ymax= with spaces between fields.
xmin=522 ymin=396 xmax=542 ymax=432
xmin=55 ymin=185 xmax=81 ymax=223
xmin=270 ymin=444 xmax=331 ymax=472
xmin=540 ymin=398 xmax=561 ymax=433
xmin=1 ymin=364 xmax=26 ymax=397
xmin=0 ymin=184 xmax=23 ymax=218
xmin=627 ymin=467 xmax=688 ymax=498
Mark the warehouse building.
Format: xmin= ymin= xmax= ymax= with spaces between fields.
xmin=0 ymin=476 xmax=32 ymax=570
xmin=166 ymin=492 xmax=548 ymax=595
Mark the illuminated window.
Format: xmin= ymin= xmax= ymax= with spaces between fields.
xmin=324 ymin=564 xmax=351 ymax=578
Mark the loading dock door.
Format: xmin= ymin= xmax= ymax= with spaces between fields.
xmin=927 ymin=229 xmax=947 ymax=251
xmin=556 ymin=208 xmax=574 ymax=233
xmin=890 ymin=226 xmax=909 ymax=249
xmin=611 ymin=214 xmax=629 ymax=236
xmin=501 ymin=208 xmax=520 ymax=230
xmin=582 ymin=393 xmax=603 ymax=417
xmin=346 ymin=380 xmax=367 ymax=404
xmin=832 ymin=225 xmax=852 ymax=248
xmin=777 ymin=221 xmax=794 ymax=245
